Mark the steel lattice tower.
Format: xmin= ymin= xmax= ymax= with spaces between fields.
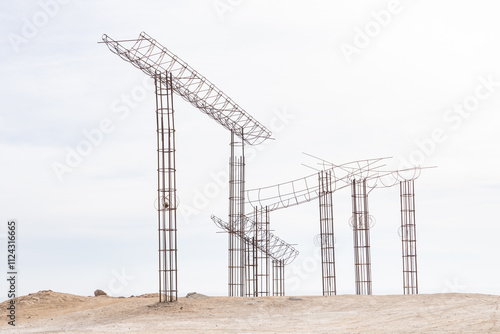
xmin=102 ymin=32 xmax=430 ymax=299
xmin=102 ymin=32 xmax=272 ymax=300
xmin=351 ymin=178 xmax=372 ymax=295
xmin=400 ymin=180 xmax=418 ymax=294
xmin=272 ymin=259 xmax=285 ymax=296
xmin=244 ymin=207 xmax=270 ymax=297
xmin=229 ymin=130 xmax=246 ymax=296
xmin=318 ymin=170 xmax=337 ymax=296
xmin=255 ymin=207 xmax=271 ymax=297
xmin=155 ymin=72 xmax=178 ymax=302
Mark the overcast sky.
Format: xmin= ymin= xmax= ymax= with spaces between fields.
xmin=1 ymin=0 xmax=499 ymax=300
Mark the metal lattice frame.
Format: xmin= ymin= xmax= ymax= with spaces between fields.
xmin=245 ymin=158 xmax=390 ymax=212
xmin=102 ymin=32 xmax=272 ymax=145
xmin=103 ymin=32 xmax=431 ymax=298
xmin=244 ymin=156 xmax=427 ymax=296
xmin=400 ymin=180 xmax=418 ymax=294
xmin=272 ymin=259 xmax=285 ymax=296
xmin=351 ymin=179 xmax=372 ymax=295
xmin=212 ymin=213 xmax=297 ymax=296
xmin=245 ymin=207 xmax=271 ymax=297
xmin=211 ymin=215 xmax=299 ymax=265
xmin=155 ymin=72 xmax=177 ymax=302
xmin=256 ymin=207 xmax=271 ymax=296
xmin=229 ymin=131 xmax=246 ymax=297
xmin=245 ymin=230 xmax=257 ymax=297
xmin=245 ymin=154 xmax=430 ymax=214
xmin=318 ymin=170 xmax=336 ymax=296
xmin=103 ymin=32 xmax=272 ymax=301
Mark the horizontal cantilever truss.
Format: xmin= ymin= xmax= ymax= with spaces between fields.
xmin=211 ymin=215 xmax=299 ymax=265
xmin=101 ymin=32 xmax=272 ymax=146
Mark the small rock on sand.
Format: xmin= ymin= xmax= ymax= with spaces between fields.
xmin=186 ymin=292 xmax=208 ymax=299
xmin=289 ymin=296 xmax=303 ymax=301
xmin=94 ymin=289 xmax=107 ymax=297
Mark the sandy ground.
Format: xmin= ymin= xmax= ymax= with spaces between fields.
xmin=0 ymin=290 xmax=499 ymax=333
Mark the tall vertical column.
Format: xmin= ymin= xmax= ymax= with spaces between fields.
xmin=228 ymin=130 xmax=246 ymax=296
xmin=351 ymin=179 xmax=372 ymax=295
xmin=245 ymin=206 xmax=270 ymax=297
xmin=245 ymin=213 xmax=257 ymax=297
xmin=272 ymin=259 xmax=285 ymax=296
xmin=256 ymin=207 xmax=270 ymax=296
xmin=245 ymin=232 xmax=258 ymax=297
xmin=318 ymin=171 xmax=337 ymax=296
xmin=400 ymin=180 xmax=418 ymax=294
xmin=155 ymin=72 xmax=177 ymax=302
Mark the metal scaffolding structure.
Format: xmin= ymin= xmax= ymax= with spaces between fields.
xmin=102 ymin=32 xmax=273 ymax=301
xmin=318 ymin=170 xmax=336 ymax=296
xmin=212 ymin=215 xmax=299 ymax=266
xmin=400 ymin=180 xmax=418 ymax=294
xmin=245 ymin=155 xmax=429 ymax=296
xmin=350 ymin=179 xmax=373 ymax=295
xmin=212 ymin=214 xmax=299 ymax=296
xmin=102 ymin=32 xmax=431 ymax=299
xmin=245 ymin=158 xmax=387 ymax=212
xmin=101 ymin=32 xmax=271 ymax=146
xmin=155 ymin=72 xmax=178 ymax=302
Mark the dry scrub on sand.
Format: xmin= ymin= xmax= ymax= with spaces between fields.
xmin=0 ymin=290 xmax=499 ymax=333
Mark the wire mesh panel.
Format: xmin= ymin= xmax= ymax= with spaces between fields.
xmin=155 ymin=72 xmax=177 ymax=302
xmin=318 ymin=171 xmax=337 ymax=296
xmin=400 ymin=180 xmax=418 ymax=294
xmin=351 ymin=179 xmax=372 ymax=295
xmin=228 ymin=130 xmax=246 ymax=297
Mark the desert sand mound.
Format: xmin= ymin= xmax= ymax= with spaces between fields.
xmin=1 ymin=290 xmax=499 ymax=333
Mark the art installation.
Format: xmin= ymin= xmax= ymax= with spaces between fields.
xmin=102 ymin=32 xmax=427 ymax=301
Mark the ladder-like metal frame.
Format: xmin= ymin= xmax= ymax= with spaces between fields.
xmin=319 ymin=170 xmax=337 ymax=296
xmin=400 ymin=180 xmax=418 ymax=294
xmin=155 ymin=72 xmax=178 ymax=302
xmin=228 ymin=130 xmax=246 ymax=296
xmin=351 ymin=179 xmax=372 ymax=295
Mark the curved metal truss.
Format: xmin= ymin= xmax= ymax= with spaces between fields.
xmin=245 ymin=159 xmax=377 ymax=211
xmin=101 ymin=32 xmax=272 ymax=145
xmin=246 ymin=157 xmax=425 ymax=211
xmin=211 ymin=215 xmax=299 ymax=265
